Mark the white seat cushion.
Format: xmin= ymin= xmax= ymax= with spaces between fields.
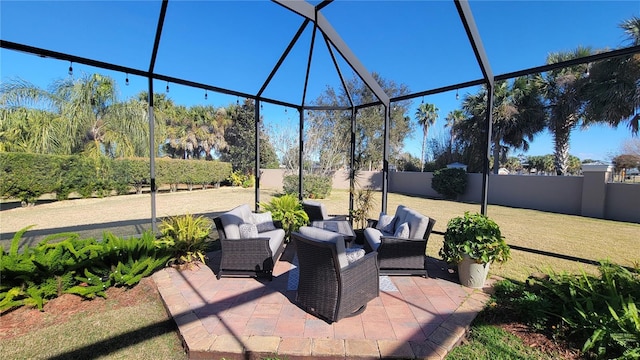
xmin=260 ymin=228 xmax=285 ymax=255
xmin=394 ymin=222 xmax=410 ymax=238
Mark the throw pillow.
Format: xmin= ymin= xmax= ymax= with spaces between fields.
xmin=345 ymin=247 xmax=365 ymax=264
xmin=239 ymin=223 xmax=259 ymax=238
xmin=394 ymin=222 xmax=410 ymax=238
xmin=376 ymin=213 xmax=396 ymax=233
xmin=252 ymin=212 xmax=276 ymax=232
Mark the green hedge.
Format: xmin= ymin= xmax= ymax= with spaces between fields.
xmin=0 ymin=153 xmax=65 ymax=204
xmin=0 ymin=152 xmax=233 ymax=203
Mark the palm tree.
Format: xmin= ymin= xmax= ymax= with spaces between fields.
xmin=0 ymin=78 xmax=72 ymax=154
xmin=445 ymin=110 xmax=465 ymax=138
xmin=456 ymin=78 xmax=545 ymax=174
xmin=621 ymin=15 xmax=640 ymax=45
xmin=581 ymin=16 xmax=640 ymax=136
xmin=538 ymin=46 xmax=592 ymax=175
xmin=0 ymin=74 xmax=150 ymax=158
xmin=415 ymin=102 xmax=438 ymax=172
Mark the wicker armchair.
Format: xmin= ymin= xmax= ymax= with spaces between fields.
xmin=213 ymin=204 xmax=286 ymax=280
xmin=292 ymin=226 xmax=379 ymax=323
xmin=364 ymin=205 xmax=436 ymax=277
xmin=302 ymin=200 xmax=348 ymax=222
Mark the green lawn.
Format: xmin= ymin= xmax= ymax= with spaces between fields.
xmin=3 ymin=188 xmax=638 ymax=359
xmin=321 ymin=189 xmax=639 ymax=281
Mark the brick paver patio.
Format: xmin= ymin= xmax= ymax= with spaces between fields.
xmin=152 ymin=245 xmax=494 ymax=359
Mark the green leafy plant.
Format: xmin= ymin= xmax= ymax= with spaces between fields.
xmin=258 ymin=194 xmax=309 ymax=241
xmin=0 ymin=228 xmax=171 ymax=311
xmin=529 ymin=261 xmax=640 ymax=359
xmin=440 ymin=211 xmax=510 ymax=265
xmin=228 ymin=170 xmax=254 ymax=188
xmin=431 ymin=167 xmax=467 ymax=200
xmin=158 ymin=213 xmax=213 ymax=266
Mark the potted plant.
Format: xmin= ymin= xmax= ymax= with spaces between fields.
xmin=439 ymin=212 xmax=510 ymax=288
xmin=258 ymin=194 xmax=309 ymax=241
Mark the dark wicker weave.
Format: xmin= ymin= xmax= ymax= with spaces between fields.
xmin=292 ymin=231 xmax=379 ymax=323
xmin=302 ymin=200 xmax=348 ymax=222
xmin=213 ymin=217 xmax=285 ymax=280
xmin=366 ymin=217 xmax=436 ymax=277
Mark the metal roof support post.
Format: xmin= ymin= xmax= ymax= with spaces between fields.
xmin=298 ymin=109 xmax=304 ymax=200
xmin=382 ymin=103 xmax=390 ymax=214
xmin=147 ymin=0 xmax=168 ymax=233
xmin=349 ymin=107 xmax=356 ymax=225
xmin=455 ymin=0 xmax=494 ymax=216
xmin=481 ymin=83 xmax=494 ymax=215
xmin=147 ymin=78 xmax=157 ymax=233
xmin=255 ymin=99 xmax=261 ymax=212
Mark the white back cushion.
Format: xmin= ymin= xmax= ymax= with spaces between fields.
xmin=298 ymin=226 xmax=348 ymax=268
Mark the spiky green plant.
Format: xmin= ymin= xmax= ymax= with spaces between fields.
xmin=350 ymin=187 xmax=376 ymax=229
xmin=159 ymin=213 xmax=212 ymax=266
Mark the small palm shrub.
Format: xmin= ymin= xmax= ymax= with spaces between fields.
xmin=258 ymin=194 xmax=309 ymax=241
xmin=228 ymin=170 xmax=254 ymax=188
xmin=350 ymin=187 xmax=376 ymax=229
xmin=158 ymin=213 xmax=213 ymax=266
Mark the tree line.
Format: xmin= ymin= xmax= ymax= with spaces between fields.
xmin=1 ymin=16 xmax=638 ymax=178
xmin=411 ymin=16 xmax=640 ymax=175
xmin=0 ymin=77 xmax=278 ymax=174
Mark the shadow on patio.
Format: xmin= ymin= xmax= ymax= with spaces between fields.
xmin=152 ymin=244 xmax=493 ymax=359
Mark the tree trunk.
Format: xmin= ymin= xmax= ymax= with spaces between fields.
xmin=492 ymin=143 xmax=501 ymax=174
xmin=554 ymin=127 xmax=571 ymax=176
xmin=421 ymin=133 xmax=426 ymax=172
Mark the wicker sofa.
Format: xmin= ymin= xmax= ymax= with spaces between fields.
xmin=213 ymin=204 xmax=286 ymax=280
xmin=292 ymin=226 xmax=379 ymax=323
xmin=364 ymin=205 xmax=436 ymax=277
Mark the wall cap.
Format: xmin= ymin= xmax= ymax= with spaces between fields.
xmin=582 ymin=164 xmax=614 ymax=172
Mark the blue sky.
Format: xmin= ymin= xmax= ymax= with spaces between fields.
xmin=1 ymin=0 xmax=639 ymax=162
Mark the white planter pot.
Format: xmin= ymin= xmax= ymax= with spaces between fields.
xmin=457 ymin=255 xmax=490 ymax=288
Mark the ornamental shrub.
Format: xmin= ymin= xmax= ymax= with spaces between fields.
xmin=440 ymin=211 xmax=510 ymax=265
xmin=283 ymin=174 xmax=332 ymax=199
xmin=431 ymin=167 xmax=467 ymax=200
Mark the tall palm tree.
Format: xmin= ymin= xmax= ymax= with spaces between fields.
xmin=538 ymin=46 xmax=592 ymax=175
xmin=444 ymin=109 xmax=465 ymax=161
xmin=582 ymin=16 xmax=640 ymax=136
xmin=415 ymin=102 xmax=438 ymax=172
xmin=0 ymin=78 xmax=71 ymax=154
xmin=445 ymin=109 xmax=465 ymax=142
